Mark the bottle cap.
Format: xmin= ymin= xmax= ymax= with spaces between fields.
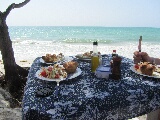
xmin=113 ymin=50 xmax=116 ymax=52
xmin=93 ymin=41 xmax=98 ymax=45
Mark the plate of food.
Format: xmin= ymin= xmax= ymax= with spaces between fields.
xmin=130 ymin=62 xmax=160 ymax=78
xmin=75 ymin=51 xmax=101 ymax=61
xmin=35 ymin=61 xmax=82 ymax=81
xmin=40 ymin=53 xmax=65 ymax=64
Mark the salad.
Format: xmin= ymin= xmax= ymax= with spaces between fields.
xmin=39 ymin=64 xmax=67 ymax=79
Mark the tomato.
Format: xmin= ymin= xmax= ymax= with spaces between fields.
xmin=40 ymin=71 xmax=47 ymax=77
xmin=134 ymin=64 xmax=139 ymax=69
xmin=55 ymin=74 xmax=60 ymax=78
xmin=47 ymin=66 xmax=52 ymax=71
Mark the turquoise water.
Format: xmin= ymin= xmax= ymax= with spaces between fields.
xmin=8 ymin=26 xmax=160 ymax=45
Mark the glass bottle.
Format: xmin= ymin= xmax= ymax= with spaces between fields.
xmin=91 ymin=41 xmax=100 ymax=72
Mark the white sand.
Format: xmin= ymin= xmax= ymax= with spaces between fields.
xmin=10 ymin=42 xmax=160 ymax=61
xmin=0 ymin=43 xmax=160 ymax=119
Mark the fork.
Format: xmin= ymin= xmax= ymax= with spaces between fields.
xmin=55 ymin=81 xmax=59 ymax=98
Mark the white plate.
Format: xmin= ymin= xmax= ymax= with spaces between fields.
xmin=130 ymin=65 xmax=160 ymax=78
xmin=39 ymin=58 xmax=61 ymax=64
xmin=40 ymin=56 xmax=73 ymax=64
xmin=35 ymin=67 xmax=82 ymax=81
xmin=75 ymin=54 xmax=91 ymax=61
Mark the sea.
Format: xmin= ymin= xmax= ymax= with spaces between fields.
xmin=4 ymin=26 xmax=160 ymax=60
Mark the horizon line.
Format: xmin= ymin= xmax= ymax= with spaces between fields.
xmin=8 ymin=26 xmax=160 ymax=28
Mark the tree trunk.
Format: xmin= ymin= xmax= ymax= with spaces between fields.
xmin=0 ymin=12 xmax=28 ymax=99
xmin=0 ymin=1 xmax=30 ymax=100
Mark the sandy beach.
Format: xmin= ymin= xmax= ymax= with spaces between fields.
xmin=0 ymin=43 xmax=159 ymax=120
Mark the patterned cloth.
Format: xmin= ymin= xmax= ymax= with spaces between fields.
xmin=22 ymin=56 xmax=160 ymax=120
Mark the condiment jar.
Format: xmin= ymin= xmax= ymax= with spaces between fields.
xmin=91 ymin=41 xmax=100 ymax=72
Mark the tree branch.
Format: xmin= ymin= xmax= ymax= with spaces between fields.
xmin=14 ymin=0 xmax=30 ymax=8
xmin=3 ymin=0 xmax=30 ymax=19
xmin=3 ymin=3 xmax=15 ymax=19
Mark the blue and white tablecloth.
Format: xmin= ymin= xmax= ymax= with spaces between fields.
xmin=22 ymin=56 xmax=160 ymax=120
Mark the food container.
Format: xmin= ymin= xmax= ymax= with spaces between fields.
xmin=95 ymin=66 xmax=111 ymax=79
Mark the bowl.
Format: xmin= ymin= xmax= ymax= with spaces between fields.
xmin=63 ymin=61 xmax=78 ymax=73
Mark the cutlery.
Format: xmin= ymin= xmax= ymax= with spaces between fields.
xmin=35 ymin=87 xmax=53 ymax=97
xmin=55 ymin=81 xmax=59 ymax=98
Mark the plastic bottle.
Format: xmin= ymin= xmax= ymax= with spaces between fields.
xmin=91 ymin=41 xmax=100 ymax=72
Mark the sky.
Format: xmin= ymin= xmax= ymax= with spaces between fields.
xmin=1 ymin=0 xmax=160 ymax=27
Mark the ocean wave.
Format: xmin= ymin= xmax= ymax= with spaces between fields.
xmin=11 ymin=38 xmax=135 ymax=45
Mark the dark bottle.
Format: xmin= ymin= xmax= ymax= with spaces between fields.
xmin=110 ymin=56 xmax=122 ymax=80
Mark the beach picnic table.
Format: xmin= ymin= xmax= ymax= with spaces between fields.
xmin=22 ymin=55 xmax=160 ymax=120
